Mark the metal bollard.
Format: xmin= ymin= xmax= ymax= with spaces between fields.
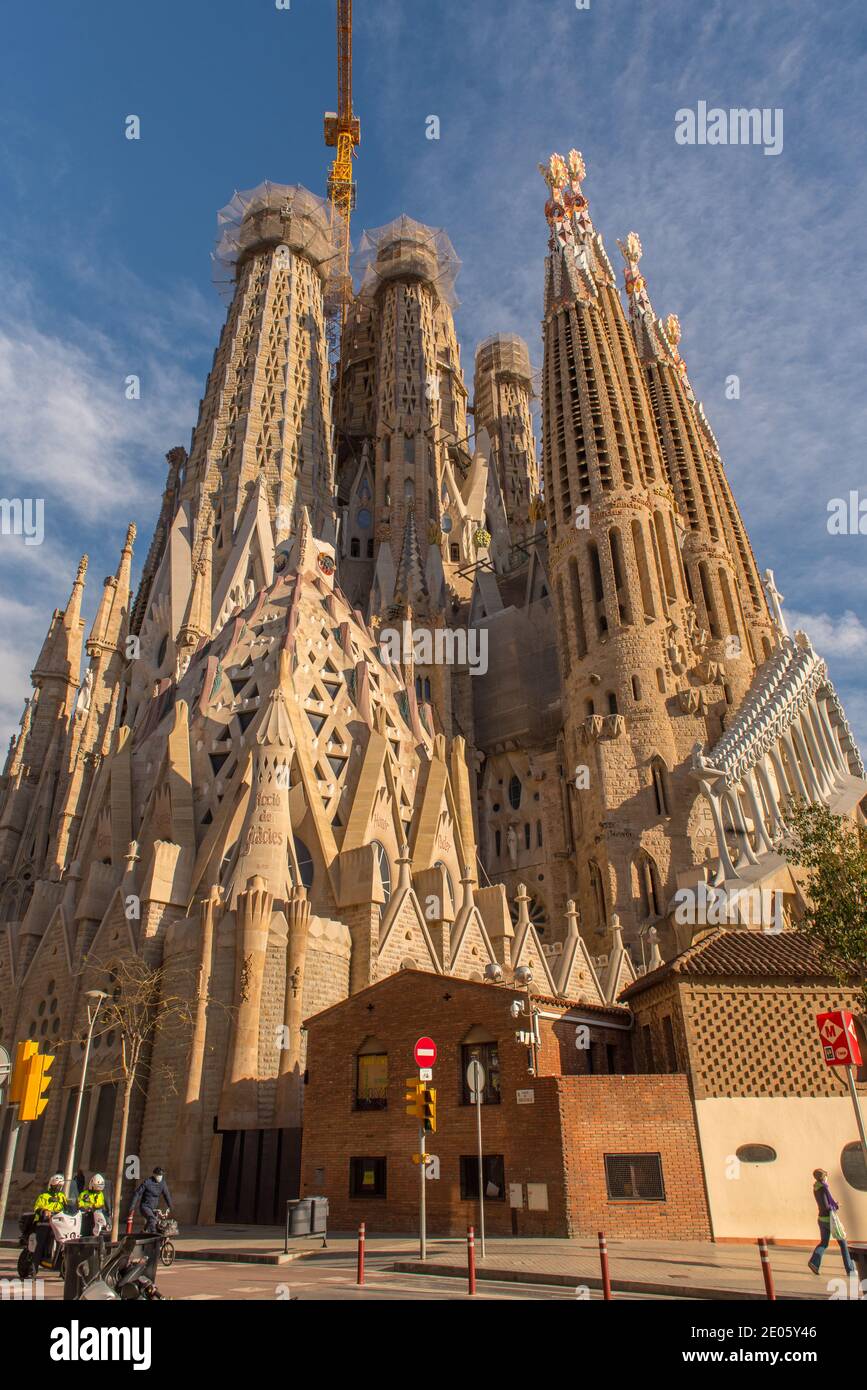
xmin=467 ymin=1226 xmax=477 ymax=1295
xmin=598 ymin=1230 xmax=612 ymax=1301
xmin=757 ymin=1237 xmax=776 ymax=1300
xmin=356 ymin=1222 xmax=365 ymax=1285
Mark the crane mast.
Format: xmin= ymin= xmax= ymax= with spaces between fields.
xmin=324 ymin=0 xmax=360 ymax=389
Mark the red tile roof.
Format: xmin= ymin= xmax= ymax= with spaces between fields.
xmin=619 ymin=929 xmax=837 ymax=1001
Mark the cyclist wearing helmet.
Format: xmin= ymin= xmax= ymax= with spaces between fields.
xmin=78 ymin=1173 xmax=110 ymax=1235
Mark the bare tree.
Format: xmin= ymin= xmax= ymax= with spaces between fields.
xmin=83 ymin=952 xmax=201 ymax=1241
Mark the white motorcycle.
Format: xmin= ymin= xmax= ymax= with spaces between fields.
xmin=18 ymin=1203 xmax=108 ymax=1279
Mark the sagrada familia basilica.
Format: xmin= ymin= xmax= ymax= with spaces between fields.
xmin=1 ymin=148 xmax=864 ymax=1220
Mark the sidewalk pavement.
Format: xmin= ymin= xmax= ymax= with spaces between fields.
xmin=1 ymin=1221 xmax=851 ymax=1298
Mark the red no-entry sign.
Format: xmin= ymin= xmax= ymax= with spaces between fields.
xmin=414 ymin=1037 xmax=437 ymax=1067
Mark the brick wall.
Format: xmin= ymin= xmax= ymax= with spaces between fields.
xmin=557 ymin=1074 xmax=711 ymax=1239
xmin=300 ymin=970 xmax=709 ymax=1239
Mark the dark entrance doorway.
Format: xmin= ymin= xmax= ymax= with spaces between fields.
xmin=216 ymin=1128 xmax=302 ymax=1224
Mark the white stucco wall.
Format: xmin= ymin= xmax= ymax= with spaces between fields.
xmin=695 ymin=1096 xmax=867 ymax=1241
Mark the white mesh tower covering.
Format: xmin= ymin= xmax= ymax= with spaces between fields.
xmin=475 ymin=333 xmax=534 ymax=384
xmin=212 ymin=182 xmax=338 ymax=300
xmin=354 ymin=215 xmax=461 ymax=307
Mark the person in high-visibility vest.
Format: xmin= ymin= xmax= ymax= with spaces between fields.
xmin=77 ymin=1173 xmax=110 ymax=1236
xmin=31 ymin=1174 xmax=68 ymax=1268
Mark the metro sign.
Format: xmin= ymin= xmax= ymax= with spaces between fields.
xmin=816 ymin=1010 xmax=863 ymax=1068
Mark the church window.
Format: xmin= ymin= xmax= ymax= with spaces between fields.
xmin=631 ymin=675 xmax=642 ymax=702
xmin=293 ymin=837 xmax=314 ymax=890
xmin=450 ymin=544 xmax=459 ymax=562
xmin=423 ymin=678 xmax=431 ymax=701
xmin=651 ymin=758 xmax=670 ymax=818
xmin=371 ymin=840 xmax=391 ymax=902
xmin=585 ymin=699 xmax=595 ymax=717
xmin=156 ymin=634 xmax=168 ymax=669
xmin=350 ymin=538 xmax=360 ymax=558
xmin=589 ymin=861 xmax=606 ymax=928
xmin=441 ymin=514 xmax=453 ymax=533
xmin=404 ymin=478 xmax=414 ymax=503
xmin=460 ymin=1038 xmax=500 ymax=1105
xmin=356 ymin=507 xmax=372 ymax=530
xmin=607 ymin=691 xmax=618 ymax=715
xmin=508 ymin=775 xmax=522 ymax=810
xmin=656 ymin=668 xmax=666 ymax=694
xmin=367 ymin=539 xmax=374 ymax=558
xmin=568 ymin=557 xmax=587 ymax=659
xmin=631 ymin=519 xmax=656 ymax=619
xmin=494 ymin=830 xmax=501 ymax=858
xmin=524 ymin=823 xmax=531 ymax=850
xmin=536 ymin=821 xmax=543 ymax=848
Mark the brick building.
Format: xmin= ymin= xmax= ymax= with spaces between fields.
xmin=622 ymin=930 xmax=867 ymax=1241
xmin=300 ymin=970 xmax=711 ymax=1238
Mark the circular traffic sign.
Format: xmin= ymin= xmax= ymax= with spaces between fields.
xmin=466 ymin=1059 xmax=486 ymax=1095
xmin=414 ymin=1036 xmax=437 ymax=1067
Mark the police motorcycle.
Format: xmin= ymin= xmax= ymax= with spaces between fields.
xmin=17 ymin=1174 xmax=108 ymax=1279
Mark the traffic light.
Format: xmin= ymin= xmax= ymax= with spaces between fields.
xmin=405 ymin=1079 xmax=437 ymax=1132
xmin=405 ymin=1078 xmax=423 ymax=1121
xmin=19 ymin=1050 xmax=55 ymax=1122
xmin=9 ymin=1040 xmax=38 ymax=1104
xmin=421 ymin=1086 xmax=437 ymax=1134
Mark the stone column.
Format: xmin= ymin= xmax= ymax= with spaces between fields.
xmin=170 ymin=885 xmax=222 ymax=1221
xmin=273 ymin=886 xmax=312 ymax=1129
xmin=743 ymin=770 xmax=775 ymax=853
xmin=219 ymin=875 xmax=273 ymax=1130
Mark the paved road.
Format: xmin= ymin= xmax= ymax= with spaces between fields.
xmin=0 ymin=1248 xmax=683 ymax=1301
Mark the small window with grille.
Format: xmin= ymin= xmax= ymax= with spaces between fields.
xmin=604 ymin=1152 xmax=665 ymax=1201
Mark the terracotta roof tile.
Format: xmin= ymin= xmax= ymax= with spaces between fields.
xmin=619 ymin=929 xmax=835 ymax=1001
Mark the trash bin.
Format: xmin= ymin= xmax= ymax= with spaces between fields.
xmin=63 ymin=1238 xmax=108 ymax=1300
xmin=284 ymin=1197 xmax=329 ymax=1242
xmin=308 ymin=1197 xmax=329 ymax=1236
xmin=285 ymin=1199 xmax=312 ymax=1237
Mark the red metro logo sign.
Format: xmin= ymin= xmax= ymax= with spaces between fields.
xmin=816 ymin=1010 xmax=863 ymax=1068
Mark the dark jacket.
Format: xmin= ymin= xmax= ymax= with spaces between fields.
xmin=130 ymin=1176 xmax=173 ymax=1212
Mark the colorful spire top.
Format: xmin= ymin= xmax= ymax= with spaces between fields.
xmin=541 ymin=148 xmax=615 ymax=309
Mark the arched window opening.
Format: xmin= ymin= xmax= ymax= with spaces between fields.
xmin=607 ymin=691 xmax=618 ymax=715
xmin=651 ymin=758 xmax=670 ymax=818
xmin=371 ymin=840 xmax=391 ymax=902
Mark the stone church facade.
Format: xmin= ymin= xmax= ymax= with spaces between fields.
xmin=0 ymin=156 xmax=863 ymax=1223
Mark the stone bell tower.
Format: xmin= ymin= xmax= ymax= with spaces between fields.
xmin=539 ymin=150 xmax=718 ymax=953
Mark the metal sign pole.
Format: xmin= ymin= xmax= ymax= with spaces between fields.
xmin=0 ymin=1103 xmax=21 ymax=1238
xmin=845 ymin=1065 xmax=867 ymax=1170
xmin=470 ymin=1059 xmax=486 ymax=1260
xmin=419 ymin=1123 xmax=427 ymax=1261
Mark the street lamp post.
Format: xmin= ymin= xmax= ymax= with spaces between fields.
xmin=63 ymin=990 xmax=108 ymax=1196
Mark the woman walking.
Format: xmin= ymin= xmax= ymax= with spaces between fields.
xmin=808 ymin=1169 xmax=855 ymax=1276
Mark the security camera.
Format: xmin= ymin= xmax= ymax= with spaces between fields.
xmin=509 ymin=1000 xmax=523 ymax=1019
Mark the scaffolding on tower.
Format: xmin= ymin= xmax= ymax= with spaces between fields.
xmin=324 ymin=0 xmax=360 ymax=409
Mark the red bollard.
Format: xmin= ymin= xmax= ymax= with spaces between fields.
xmin=598 ymin=1230 xmax=612 ymax=1301
xmin=356 ymin=1222 xmax=365 ymax=1285
xmin=467 ymin=1226 xmax=477 ymax=1295
xmin=126 ymin=1214 xmax=134 ymax=1235
xmin=758 ymin=1237 xmax=776 ymax=1300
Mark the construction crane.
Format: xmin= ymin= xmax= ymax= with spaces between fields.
xmin=324 ymin=0 xmax=360 ymax=393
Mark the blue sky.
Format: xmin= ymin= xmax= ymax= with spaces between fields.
xmin=1 ymin=0 xmax=865 ymax=752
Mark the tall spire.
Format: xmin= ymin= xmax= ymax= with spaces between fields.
xmin=618 ymin=231 xmax=775 ymax=678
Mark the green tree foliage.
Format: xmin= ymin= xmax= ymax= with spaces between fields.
xmin=781 ymin=801 xmax=867 ymax=1009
